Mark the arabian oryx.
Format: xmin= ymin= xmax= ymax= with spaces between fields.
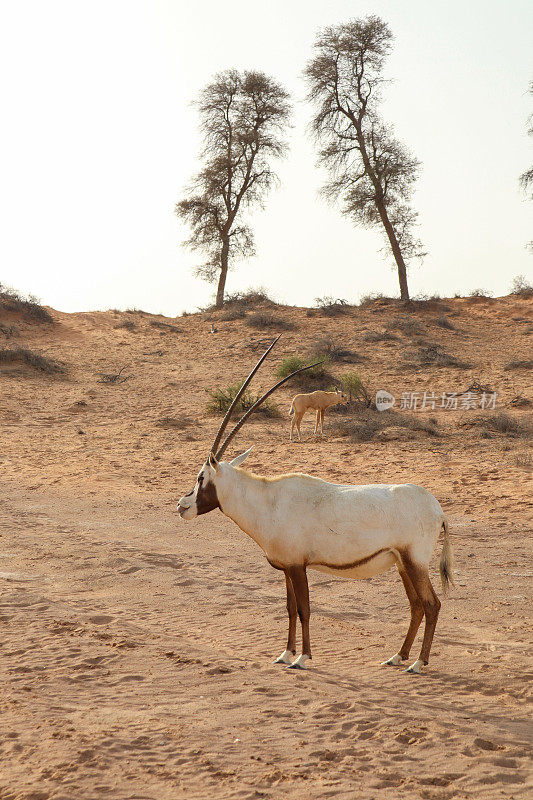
xmin=178 ymin=336 xmax=454 ymax=673
xmin=289 ymin=388 xmax=347 ymax=440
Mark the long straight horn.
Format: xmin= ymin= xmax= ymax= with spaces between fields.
xmin=210 ymin=334 xmax=282 ymax=456
xmin=216 ymin=362 xmax=323 ymax=459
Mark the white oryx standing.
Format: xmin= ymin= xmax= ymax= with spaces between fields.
xmin=178 ymin=337 xmax=454 ymax=673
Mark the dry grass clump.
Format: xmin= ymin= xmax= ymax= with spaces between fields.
xmin=363 ymin=329 xmax=400 ymax=343
xmin=220 ymin=308 xmax=247 ymax=321
xmin=244 ymin=312 xmax=295 ymax=330
xmin=388 ymin=317 xmax=425 ymax=336
xmin=0 ymin=347 xmax=66 ymax=374
xmin=157 ymin=415 xmax=194 ymax=429
xmin=504 ymin=359 xmax=533 ymax=371
xmin=114 ymin=320 xmax=136 ymax=330
xmin=513 ymin=451 xmax=532 ymax=468
xmin=308 ymin=337 xmax=365 ymax=363
xmin=458 ymin=412 xmax=530 ymax=438
xmin=433 ymin=316 xmax=456 ymax=330
xmin=358 ymin=292 xmax=396 ymax=308
xmin=406 ymin=294 xmax=451 ymax=312
xmin=204 ymin=288 xmax=276 ymax=314
xmin=407 ymin=344 xmax=472 ymax=369
xmin=329 ymin=409 xmax=439 ymax=441
xmin=150 ymin=320 xmax=181 ymax=333
xmin=0 ymin=285 xmax=53 ymax=324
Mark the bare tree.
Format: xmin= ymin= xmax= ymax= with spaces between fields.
xmin=176 ymin=70 xmax=291 ymax=308
xmin=305 ymin=16 xmax=425 ymax=301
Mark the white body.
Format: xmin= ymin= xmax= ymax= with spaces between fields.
xmin=212 ymin=465 xmax=444 ymax=573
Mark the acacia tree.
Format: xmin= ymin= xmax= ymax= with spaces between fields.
xmin=305 ymin=16 xmax=425 ymax=300
xmin=176 ymin=70 xmax=291 ymax=308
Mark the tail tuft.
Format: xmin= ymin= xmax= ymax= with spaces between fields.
xmin=289 ymin=404 xmax=294 ymax=416
xmin=439 ymin=519 xmax=455 ymax=595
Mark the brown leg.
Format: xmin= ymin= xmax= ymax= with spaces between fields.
xmin=320 ymin=409 xmax=325 ymax=434
xmin=314 ymin=409 xmax=319 ymax=433
xmin=290 ymin=417 xmax=295 ymax=440
xmin=400 ymin=552 xmax=441 ymax=669
xmin=285 ymin=572 xmax=297 ymax=654
xmin=397 ymin=568 xmax=424 ymax=660
xmin=287 ymin=566 xmax=311 ymax=668
xmin=296 ymin=413 xmax=303 ymax=441
xmin=274 ymin=573 xmax=297 ymax=664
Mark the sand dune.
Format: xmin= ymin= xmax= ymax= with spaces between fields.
xmin=0 ymin=295 xmax=531 ymax=798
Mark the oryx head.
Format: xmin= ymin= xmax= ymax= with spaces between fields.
xmin=177 ymin=336 xmax=321 ymax=520
xmin=335 ymin=388 xmax=348 ymax=403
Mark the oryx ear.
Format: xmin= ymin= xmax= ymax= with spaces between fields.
xmin=208 ymin=452 xmax=219 ymax=470
xmin=230 ymin=447 xmax=253 ymax=468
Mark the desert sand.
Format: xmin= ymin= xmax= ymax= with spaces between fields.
xmin=0 ymin=294 xmax=531 ymax=799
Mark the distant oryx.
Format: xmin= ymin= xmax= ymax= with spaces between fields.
xmin=178 ymin=337 xmax=454 ymax=673
xmin=289 ymin=388 xmax=347 ymax=440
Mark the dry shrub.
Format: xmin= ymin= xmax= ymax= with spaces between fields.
xmin=405 ymin=294 xmax=451 ymax=312
xmin=363 ymin=330 xmax=399 ymax=343
xmin=0 ymin=347 xmax=65 ymax=374
xmin=329 ymin=408 xmax=439 ymax=441
xmin=388 ymin=317 xmax=425 ymax=336
xmin=467 ymin=289 xmax=493 ymax=303
xmin=410 ymin=344 xmax=472 ymax=369
xmin=114 ymin=320 xmax=136 ymax=330
xmin=204 ymin=288 xmax=276 ymax=313
xmin=511 ymin=275 xmax=533 ymax=298
xmin=308 ymin=337 xmax=364 ymax=363
xmin=157 ymin=415 xmax=194 ymax=429
xmin=244 ymin=312 xmax=295 ymax=330
xmin=220 ymin=308 xmax=247 ymax=321
xmin=0 ymin=285 xmax=53 ymax=323
xmin=504 ymin=359 xmax=533 ymax=371
xmin=313 ymin=296 xmax=354 ymax=316
xmin=433 ymin=316 xmax=456 ymax=330
xmin=358 ymin=292 xmax=396 ymax=308
xmin=150 ymin=320 xmax=181 ymax=333
xmin=513 ymin=451 xmax=532 ymax=467
xmin=458 ymin=412 xmax=530 ymax=438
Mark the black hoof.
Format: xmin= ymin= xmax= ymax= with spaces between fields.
xmin=286 ymin=662 xmax=305 ymax=670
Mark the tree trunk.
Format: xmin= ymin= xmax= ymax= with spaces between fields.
xmin=376 ymin=202 xmax=410 ymax=301
xmin=215 ymin=237 xmax=230 ymax=308
xmin=351 ymin=118 xmax=411 ymax=301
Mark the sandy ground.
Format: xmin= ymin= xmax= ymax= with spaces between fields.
xmin=0 ymin=295 xmax=532 ymax=798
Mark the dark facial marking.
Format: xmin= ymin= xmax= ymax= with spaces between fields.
xmin=195 ymin=477 xmax=220 ymax=516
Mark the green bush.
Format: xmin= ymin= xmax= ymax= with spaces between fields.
xmin=339 ymin=371 xmax=372 ymax=406
xmin=205 ymin=382 xmax=280 ymax=418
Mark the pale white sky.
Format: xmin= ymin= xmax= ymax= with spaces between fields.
xmin=0 ymin=0 xmax=531 ymax=315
